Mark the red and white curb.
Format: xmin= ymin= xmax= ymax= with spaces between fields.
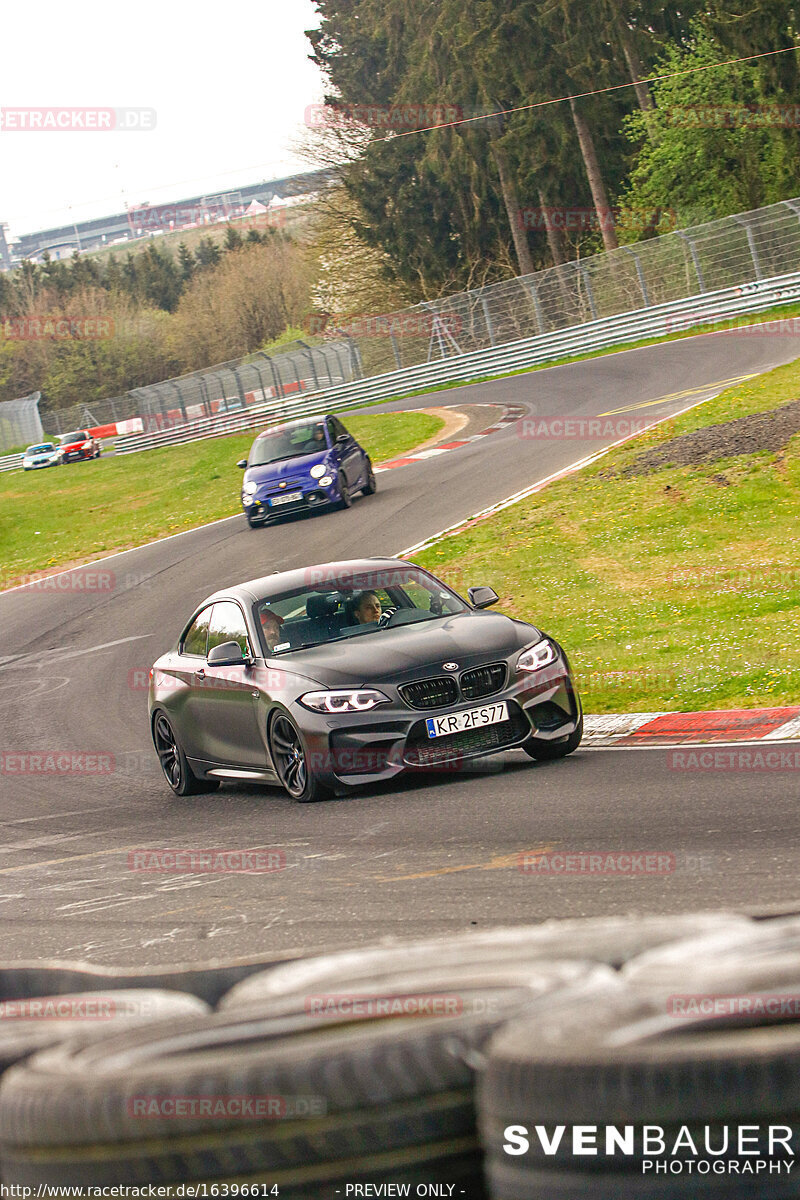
xmin=375 ymin=404 xmax=526 ymax=472
xmin=584 ymin=707 xmax=800 ymax=749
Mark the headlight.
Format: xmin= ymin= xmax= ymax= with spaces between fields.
xmin=82 ymin=440 xmax=93 ymax=449
xmin=517 ymin=640 xmax=557 ymax=673
xmin=319 ymin=474 xmax=334 ymax=487
xmin=242 ymin=480 xmax=258 ymax=495
xmin=298 ymin=689 xmax=391 ymax=713
xmin=242 ymin=495 xmax=254 ymax=507
xmin=310 ymin=464 xmax=326 ymax=479
xmin=22 ymin=459 xmax=32 ymax=467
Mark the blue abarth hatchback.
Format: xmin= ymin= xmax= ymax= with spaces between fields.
xmin=237 ymin=414 xmax=376 ymax=528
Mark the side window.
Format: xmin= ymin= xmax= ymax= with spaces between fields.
xmin=182 ymin=607 xmax=212 ymax=657
xmin=207 ymin=601 xmax=251 ymax=657
xmin=401 ymin=580 xmax=435 ymax=610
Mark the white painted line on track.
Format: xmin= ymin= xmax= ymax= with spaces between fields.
xmin=397 ymin=385 xmax=732 ymax=557
xmin=580 ymin=738 xmax=800 ymax=752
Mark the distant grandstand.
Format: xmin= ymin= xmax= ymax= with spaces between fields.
xmin=3 ymin=168 xmax=334 ymax=266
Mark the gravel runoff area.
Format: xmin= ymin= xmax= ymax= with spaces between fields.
xmin=612 ymin=397 xmax=800 ymax=477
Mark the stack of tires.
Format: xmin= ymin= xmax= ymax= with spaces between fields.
xmin=0 ymin=912 xmax=798 ymax=1198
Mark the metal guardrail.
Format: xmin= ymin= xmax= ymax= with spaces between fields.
xmin=3 ymin=270 xmax=799 ymax=472
xmin=108 ymin=271 xmax=800 ymax=457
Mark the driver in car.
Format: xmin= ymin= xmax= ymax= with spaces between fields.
xmin=352 ymin=590 xmax=382 ymax=624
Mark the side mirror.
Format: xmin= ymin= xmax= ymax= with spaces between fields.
xmin=236 ymin=459 xmax=248 ymax=469
xmin=468 ymin=586 xmax=499 ymax=610
xmin=207 ymin=640 xmax=247 ymax=667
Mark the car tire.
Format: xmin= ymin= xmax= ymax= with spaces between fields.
xmin=0 ymin=988 xmax=208 ymax=1076
xmin=523 ymin=713 xmax=583 ymax=761
xmin=338 ymin=473 xmax=352 ymax=509
xmin=362 ymin=460 xmax=377 ymax=495
xmin=268 ymin=712 xmax=332 ymax=803
xmin=219 ymin=915 xmax=751 ymax=1010
xmin=0 ymin=962 xmax=609 ymax=1190
xmin=151 ymin=711 xmax=219 ymax=797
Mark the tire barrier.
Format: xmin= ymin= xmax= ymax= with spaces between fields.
xmin=0 ymin=955 xmax=299 ymax=1009
xmin=0 ymin=962 xmax=608 ymax=1191
xmin=2 ymin=911 xmax=800 ymax=1196
xmin=478 ymin=961 xmax=800 ymax=1199
xmin=219 ymin=913 xmax=753 ymax=1009
xmin=0 ymin=988 xmax=209 ymax=1072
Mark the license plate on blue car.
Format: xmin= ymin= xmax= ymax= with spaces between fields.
xmin=268 ymin=491 xmax=303 ymax=507
xmin=426 ymin=702 xmax=508 ymax=739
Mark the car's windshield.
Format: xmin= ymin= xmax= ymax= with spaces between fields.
xmin=254 ymin=566 xmax=469 ymax=656
xmin=26 ymin=445 xmax=54 ymax=454
xmin=60 ymin=431 xmax=87 ymax=444
xmin=249 ymin=423 xmax=328 ymax=467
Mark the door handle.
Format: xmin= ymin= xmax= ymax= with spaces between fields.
xmin=196 ymin=668 xmax=206 ymax=679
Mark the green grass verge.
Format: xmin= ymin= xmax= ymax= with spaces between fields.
xmin=0 ymin=410 xmax=443 ymax=590
xmin=416 ymin=357 xmax=800 ymax=714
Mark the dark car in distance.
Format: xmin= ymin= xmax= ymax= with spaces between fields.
xmin=58 ymin=429 xmax=101 ymax=463
xmin=149 ymin=559 xmax=583 ymax=802
xmin=237 ymin=415 xmax=375 ymax=528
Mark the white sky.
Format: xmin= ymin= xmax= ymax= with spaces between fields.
xmin=0 ymin=0 xmax=326 ymax=239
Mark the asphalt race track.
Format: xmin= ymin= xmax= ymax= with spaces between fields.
xmin=2 ymin=330 xmax=800 ymax=967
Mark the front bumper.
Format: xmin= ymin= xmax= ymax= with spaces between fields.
xmin=61 ymin=449 xmax=92 ymax=462
xmin=243 ymin=484 xmax=339 ymax=521
xmin=289 ymin=657 xmax=581 ymax=788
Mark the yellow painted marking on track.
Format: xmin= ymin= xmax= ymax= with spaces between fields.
xmin=599 ymin=374 xmax=757 ymax=417
xmin=370 ymin=845 xmax=554 ymax=882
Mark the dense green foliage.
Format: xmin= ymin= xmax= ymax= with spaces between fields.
xmin=307 ymin=1 xmax=800 ymax=289
xmin=2 ymin=3 xmax=798 ymax=410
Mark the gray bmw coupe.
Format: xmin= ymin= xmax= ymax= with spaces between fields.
xmin=149 ymin=558 xmax=582 ymax=801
